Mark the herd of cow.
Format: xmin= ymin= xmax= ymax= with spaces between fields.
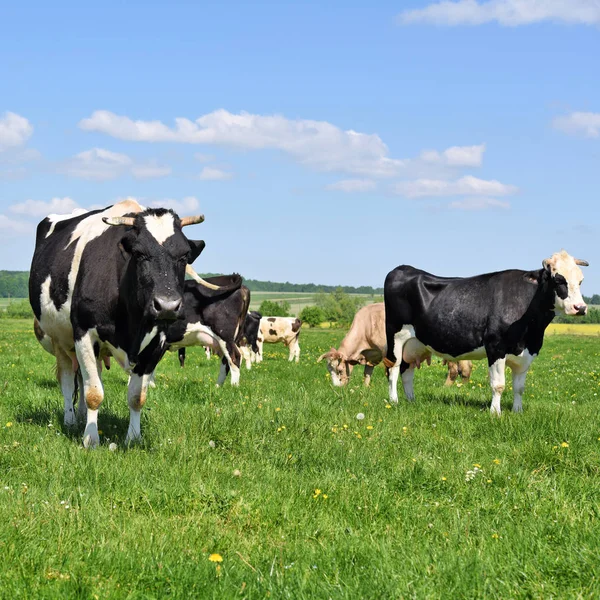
xmin=28 ymin=200 xmax=590 ymax=447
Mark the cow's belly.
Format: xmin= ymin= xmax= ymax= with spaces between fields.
xmin=426 ymin=344 xmax=487 ymax=362
xmin=262 ymin=333 xmax=291 ymax=344
xmin=172 ymin=322 xmax=220 ymax=350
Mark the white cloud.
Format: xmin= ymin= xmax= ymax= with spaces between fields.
xmin=326 ymin=179 xmax=377 ymax=192
xmin=0 ymin=214 xmax=34 ymax=234
xmin=10 ymin=197 xmax=81 ymax=218
xmin=398 ymin=0 xmax=600 ymax=27
xmin=449 ymin=197 xmax=510 ymax=210
xmin=148 ymin=196 xmax=200 ymax=214
xmin=79 ymin=109 xmax=409 ymax=178
xmin=553 ymin=111 xmax=600 ymax=138
xmin=0 ymin=112 xmax=33 ymax=151
xmin=61 ymin=147 xmax=171 ymax=180
xmin=420 ymin=143 xmax=485 ymax=167
xmin=394 ymin=175 xmax=517 ymax=198
xmin=198 ymin=166 xmax=233 ymax=181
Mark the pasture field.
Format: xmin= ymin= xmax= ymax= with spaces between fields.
xmin=247 ymin=292 xmax=383 ymax=316
xmin=1 ymin=319 xmax=600 ymax=599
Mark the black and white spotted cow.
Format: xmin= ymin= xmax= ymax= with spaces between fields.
xmin=29 ymin=199 xmax=213 ymax=447
xmin=238 ymin=311 xmax=262 ymax=369
xmin=166 ymin=275 xmax=251 ymax=385
xmin=383 ymin=250 xmax=589 ymax=414
xmin=255 ymin=316 xmax=302 ymax=363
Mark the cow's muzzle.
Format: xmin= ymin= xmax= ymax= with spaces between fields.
xmin=574 ymin=304 xmax=588 ymax=316
xmin=152 ymin=295 xmax=183 ymax=321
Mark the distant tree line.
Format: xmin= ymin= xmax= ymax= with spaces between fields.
xmin=0 ymin=271 xmax=29 ymax=298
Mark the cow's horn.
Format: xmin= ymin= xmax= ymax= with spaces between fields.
xmin=180 ymin=215 xmax=205 ymax=227
xmin=103 ymin=216 xmax=136 ymax=227
xmin=185 ymin=264 xmax=221 ymax=290
xmin=575 ymin=258 xmax=589 ymax=267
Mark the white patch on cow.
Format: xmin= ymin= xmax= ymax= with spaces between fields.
xmin=82 ymin=407 xmax=99 ymax=449
xmin=45 ymin=208 xmax=89 ymax=237
xmin=388 ymin=326 xmax=415 ymax=402
xmin=488 ymin=358 xmax=506 ymax=415
xmin=506 ymin=349 xmax=536 ymax=413
xmin=388 ymin=365 xmax=400 ymax=403
xmin=240 ymin=345 xmax=252 ymax=369
xmin=144 ymin=212 xmax=175 ymax=245
xmin=259 ymin=317 xmax=302 ymax=362
xmin=38 ymin=275 xmax=74 ymax=350
xmin=205 ymin=346 xmax=211 ymax=360
xmin=104 ymin=342 xmax=130 ymax=372
xmin=76 ymin=329 xmax=104 ymax=448
xmin=139 ymin=327 xmax=159 ymax=353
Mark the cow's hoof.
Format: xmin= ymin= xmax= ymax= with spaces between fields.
xmin=64 ymin=412 xmax=77 ymax=428
xmin=489 ymin=406 xmax=502 ymax=417
xmin=512 ymin=404 xmax=523 ymax=413
xmin=82 ymin=428 xmax=100 ymax=449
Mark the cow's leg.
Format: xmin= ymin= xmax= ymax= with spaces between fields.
xmin=226 ymin=342 xmax=241 ymax=386
xmin=217 ymin=359 xmax=228 ymax=386
xmin=55 ymin=345 xmax=77 ymax=427
xmin=385 ymin=326 xmax=413 ymax=403
xmin=459 ymin=360 xmax=472 ymax=383
xmin=401 ymin=361 xmax=416 ymax=401
xmin=255 ymin=337 xmax=264 ymax=363
xmin=287 ymin=337 xmax=300 ymax=363
xmin=507 ymin=351 xmax=535 ymax=413
xmin=178 ymin=348 xmax=186 ymax=367
xmin=488 ymin=357 xmax=506 ymax=415
xmin=126 ymin=372 xmax=150 ymax=444
xmin=444 ymin=361 xmax=459 ymax=386
xmin=363 ymin=364 xmax=374 ymax=387
xmin=75 ymin=369 xmax=86 ymax=423
xmin=205 ymin=347 xmax=211 ymax=360
xmin=76 ymin=333 xmax=104 ymax=448
xmin=240 ymin=345 xmax=252 ymax=370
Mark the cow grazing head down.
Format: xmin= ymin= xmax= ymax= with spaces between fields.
xmin=103 ymin=209 xmax=205 ymax=322
xmin=542 ymin=250 xmax=589 ymax=316
xmin=318 ymin=348 xmax=357 ymax=386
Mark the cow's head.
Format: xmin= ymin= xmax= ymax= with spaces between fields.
xmin=103 ymin=209 xmax=205 ymax=322
xmin=542 ymin=250 xmax=589 ymax=316
xmin=318 ymin=347 xmax=355 ymax=386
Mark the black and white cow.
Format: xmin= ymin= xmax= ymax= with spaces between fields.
xmin=29 ymin=199 xmax=213 ymax=447
xmin=166 ymin=275 xmax=251 ymax=385
xmin=238 ymin=310 xmax=262 ymax=369
xmin=383 ymin=250 xmax=589 ymax=414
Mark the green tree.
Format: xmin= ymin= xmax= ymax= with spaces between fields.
xmin=299 ymin=306 xmax=325 ymax=327
xmin=258 ymin=300 xmax=290 ymax=317
xmin=314 ymin=288 xmax=365 ymax=325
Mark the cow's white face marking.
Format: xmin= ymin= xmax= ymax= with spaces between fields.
xmin=543 ymin=250 xmax=587 ymax=316
xmin=144 ymin=213 xmax=175 ymax=245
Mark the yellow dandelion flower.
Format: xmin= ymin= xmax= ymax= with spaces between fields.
xmin=402 ymin=426 xmax=407 ymax=432
xmin=441 ymin=476 xmax=447 ymax=481
xmin=208 ymin=553 xmax=223 ymax=563
xmin=385 ymin=404 xmax=392 ymax=409
xmin=313 ymin=489 xmax=322 ymax=498
xmin=323 ymin=494 xmax=328 ymax=499
xmin=275 ymin=407 xmax=281 ymax=412
xmin=493 ymin=459 xmax=501 ymax=465
xmin=5 ymin=422 xmax=13 ymax=427
xmin=487 ymin=479 xmax=492 ymax=483
xmin=491 ymin=533 xmax=499 ymax=539
xmin=561 ymin=442 xmax=569 ymax=448
xmin=473 ymin=463 xmax=481 ymax=468
xmin=366 ymin=425 xmax=373 ymax=430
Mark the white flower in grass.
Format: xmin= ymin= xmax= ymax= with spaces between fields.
xmin=208 ymin=440 xmax=216 ymax=449
xmin=109 ymin=443 xmax=118 ymax=452
xmin=356 ymin=413 xmax=365 ymax=421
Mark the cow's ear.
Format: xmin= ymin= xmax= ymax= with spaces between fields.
xmin=187 ymin=239 xmax=206 ymax=264
xmin=119 ymin=233 xmax=134 ymax=258
xmin=542 ymin=258 xmax=552 ymax=272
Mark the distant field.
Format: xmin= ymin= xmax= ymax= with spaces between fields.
xmin=0 ymin=298 xmax=26 ymax=308
xmin=249 ymin=292 xmax=383 ymax=315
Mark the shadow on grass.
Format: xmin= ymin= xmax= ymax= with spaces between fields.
xmin=14 ymin=404 xmax=131 ymax=442
xmin=425 ymin=390 xmax=490 ymax=411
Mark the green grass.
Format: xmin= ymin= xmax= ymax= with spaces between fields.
xmin=1 ymin=319 xmax=600 ymax=598
xmin=248 ymin=292 xmax=382 ymax=315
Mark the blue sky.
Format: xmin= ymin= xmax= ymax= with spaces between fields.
xmin=1 ymin=0 xmax=599 ymax=292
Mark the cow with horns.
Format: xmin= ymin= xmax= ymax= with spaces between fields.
xmin=29 ymin=199 xmax=217 ymax=447
xmin=383 ymin=250 xmax=589 ymax=414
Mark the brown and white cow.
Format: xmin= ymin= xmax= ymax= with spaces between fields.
xmin=317 ymin=303 xmax=472 ymax=387
xmin=255 ymin=316 xmax=302 ymax=363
